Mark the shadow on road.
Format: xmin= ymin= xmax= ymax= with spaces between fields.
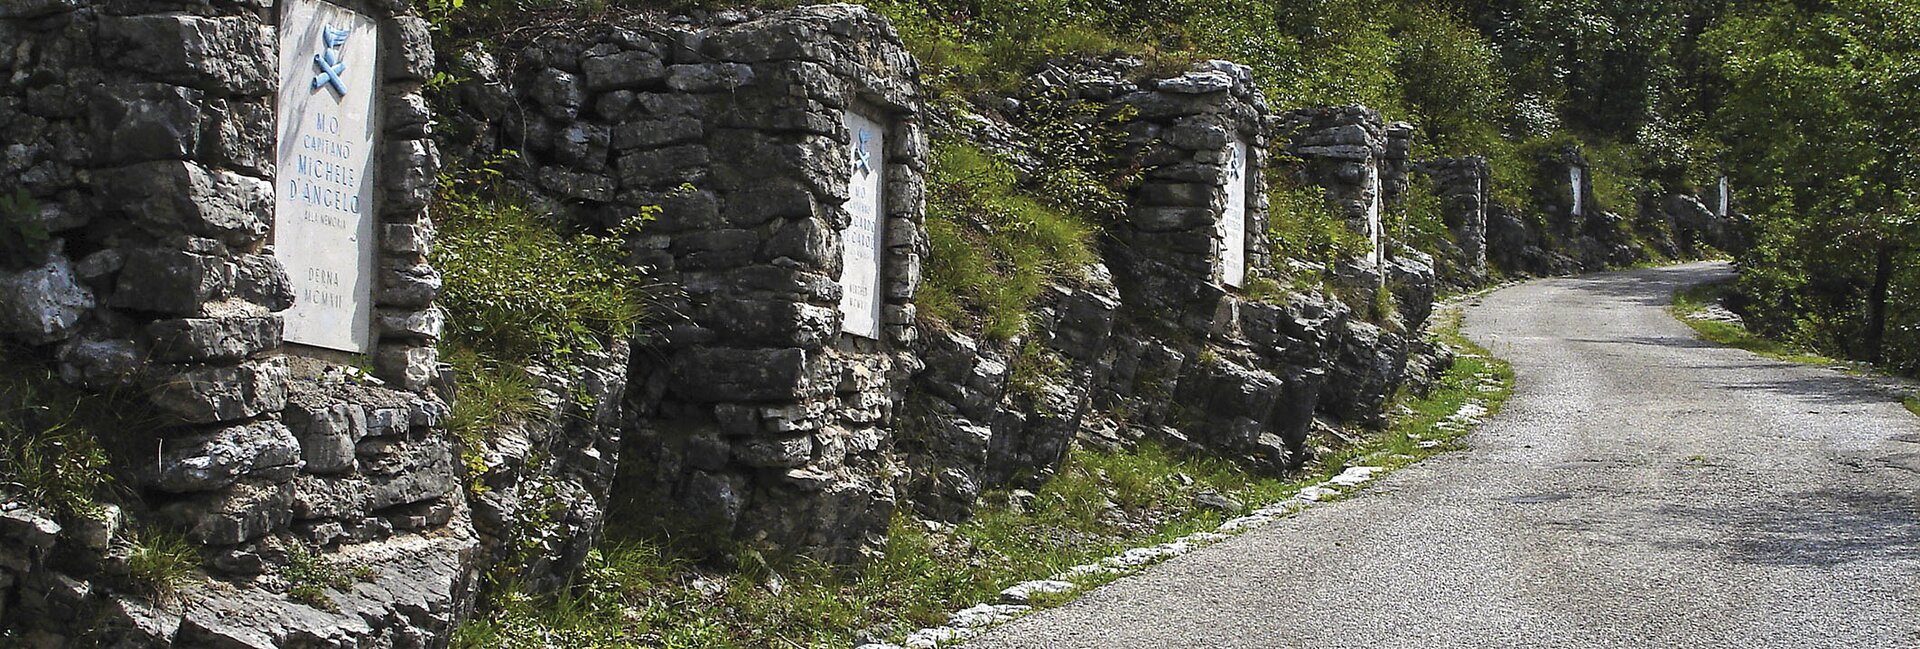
xmin=1654 ymin=488 xmax=1920 ymax=567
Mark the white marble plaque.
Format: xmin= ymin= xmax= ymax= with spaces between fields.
xmin=275 ymin=0 xmax=378 ymax=353
xmin=1728 ymin=173 xmax=1743 ymax=216
xmin=1365 ymin=164 xmax=1383 ymax=268
xmin=1569 ymin=166 xmax=1586 ymax=216
xmin=1217 ymin=139 xmax=1250 ymax=287
xmin=838 ymin=110 xmax=886 ymax=339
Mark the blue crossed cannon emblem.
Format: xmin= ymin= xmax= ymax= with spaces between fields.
xmin=853 ymin=128 xmax=876 ymax=177
xmin=311 ymin=25 xmax=350 ymax=96
xmin=1226 ymin=143 xmax=1244 ymax=180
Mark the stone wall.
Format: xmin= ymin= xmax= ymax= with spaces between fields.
xmin=442 ymin=5 xmax=928 ymax=565
xmin=0 ymin=0 xmax=473 ymax=643
xmin=1418 ymin=156 xmax=1490 ymax=285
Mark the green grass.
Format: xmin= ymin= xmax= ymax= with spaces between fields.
xmin=451 ymin=311 xmax=1515 ymax=648
xmin=283 ymin=541 xmax=353 ymax=611
xmin=0 ymin=344 xmax=133 ymax=520
xmin=1905 ymin=395 xmax=1920 ymax=419
xmin=124 ymin=527 xmax=200 ymax=598
xmin=432 ymin=172 xmax=653 ymax=367
xmin=1670 ymin=282 xmax=1834 ymax=366
xmin=917 ymin=140 xmax=1097 ymax=341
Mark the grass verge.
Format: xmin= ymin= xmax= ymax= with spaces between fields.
xmin=1669 ymin=281 xmax=1834 ymax=365
xmin=451 ymin=312 xmax=1514 ymax=648
xmin=1672 ymin=281 xmax=1920 ymax=419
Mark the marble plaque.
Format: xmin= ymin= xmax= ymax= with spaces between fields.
xmin=1218 ymin=138 xmax=1249 ymax=287
xmin=274 ymin=0 xmax=378 ymax=353
xmin=1365 ymin=164 xmax=1383 ymax=268
xmin=1569 ymin=166 xmax=1586 ymax=216
xmin=838 ymin=110 xmax=886 ymax=339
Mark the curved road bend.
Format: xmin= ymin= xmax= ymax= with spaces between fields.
xmin=966 ymin=262 xmax=1920 ymax=648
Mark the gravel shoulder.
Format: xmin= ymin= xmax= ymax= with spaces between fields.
xmin=964 ymin=262 xmax=1920 ymax=649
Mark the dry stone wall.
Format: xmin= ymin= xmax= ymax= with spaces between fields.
xmin=0 ymin=0 xmax=474 ymax=643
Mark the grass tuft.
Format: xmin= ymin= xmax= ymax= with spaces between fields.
xmin=124 ymin=527 xmax=199 ymax=598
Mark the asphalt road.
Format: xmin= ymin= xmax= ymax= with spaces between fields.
xmin=965 ymin=262 xmax=1920 ymax=648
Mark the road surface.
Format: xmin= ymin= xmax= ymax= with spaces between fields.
xmin=966 ymin=262 xmax=1920 ymax=648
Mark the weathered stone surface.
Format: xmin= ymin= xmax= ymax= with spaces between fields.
xmin=0 ymin=256 xmax=92 ymax=344
xmin=145 ymin=357 xmax=289 ymax=424
xmin=142 ymin=420 xmax=300 ymax=493
xmin=160 ymin=480 xmax=293 ymax=545
xmin=145 ymin=314 xmax=281 ymax=363
xmin=110 ymin=247 xmax=234 ymax=315
xmin=100 ymin=161 xmax=271 ymax=246
xmin=98 ymin=14 xmax=275 ymax=95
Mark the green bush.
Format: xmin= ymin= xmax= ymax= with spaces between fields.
xmin=1266 ymin=166 xmax=1366 ymax=270
xmin=432 ymin=174 xmax=653 ymax=366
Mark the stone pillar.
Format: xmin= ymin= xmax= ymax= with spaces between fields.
xmin=1418 ymin=156 xmax=1491 ymax=282
xmin=1283 ymin=106 xmax=1389 ymax=274
xmin=491 ymin=6 xmax=926 ymax=565
xmin=1106 ymin=60 xmax=1272 ymax=329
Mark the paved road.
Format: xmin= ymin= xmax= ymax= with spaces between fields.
xmin=967 ymin=262 xmax=1920 ymax=648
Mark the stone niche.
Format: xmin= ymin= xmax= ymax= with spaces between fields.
xmin=476 ymin=6 xmax=927 ymax=564
xmin=0 ymin=0 xmax=469 ymax=643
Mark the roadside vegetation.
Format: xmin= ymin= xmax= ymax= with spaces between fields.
xmin=450 ymin=312 xmax=1514 ymax=648
xmin=1672 ymin=281 xmax=1920 ymax=419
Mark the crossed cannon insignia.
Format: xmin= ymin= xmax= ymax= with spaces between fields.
xmin=853 ymin=129 xmax=876 ymax=177
xmin=312 ymin=25 xmax=350 ymax=96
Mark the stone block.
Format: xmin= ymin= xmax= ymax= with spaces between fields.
xmin=375 ymin=307 xmax=444 ymax=341
xmin=141 ymin=420 xmax=300 ymax=493
xmin=204 ymin=97 xmax=276 ymax=176
xmin=144 ymin=357 xmax=289 ymax=424
xmin=381 ymin=222 xmax=434 ymax=255
xmin=760 ymin=216 xmax=836 ymax=266
xmin=530 ymin=67 xmax=586 ymax=119
xmin=110 ymin=247 xmax=233 ymax=315
xmin=583 ymin=50 xmax=668 ymax=91
xmin=615 ymin=144 xmax=710 ymax=188
xmin=88 ymin=82 xmax=206 ymax=164
xmin=161 ymin=481 xmax=291 ymax=546
xmin=734 ymin=435 xmax=814 ymax=468
xmin=376 ymin=344 xmax=437 ymax=392
xmin=610 ymin=116 xmax=704 ymax=151
xmin=381 ymin=16 xmax=434 ymax=82
xmin=100 ymin=161 xmax=272 ymax=246
xmin=667 ymin=347 xmax=819 ymax=402
xmin=99 ymin=14 xmax=275 ymax=96
xmin=377 ymin=261 xmax=441 ymax=308
xmin=284 ymin=400 xmax=366 ymax=475
xmin=1132 ymin=206 xmax=1213 ymax=233
xmin=0 ymin=255 xmax=93 ymax=345
xmin=537 ymin=167 xmax=615 ymax=202
xmin=233 ymin=254 xmax=295 ymax=312
xmin=703 ymin=298 xmax=837 ymax=347
xmin=666 ymin=63 xmax=756 ymax=92
xmin=145 ymin=314 xmax=282 ymax=363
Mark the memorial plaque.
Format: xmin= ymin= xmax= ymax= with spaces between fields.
xmin=1217 ymin=138 xmax=1249 ymax=287
xmin=274 ymin=0 xmax=378 ymax=353
xmin=1365 ymin=164 xmax=1383 ymax=268
xmin=1728 ymin=174 xmax=1743 ymax=217
xmin=838 ymin=110 xmax=886 ymax=339
xmin=1569 ymin=166 xmax=1586 ymax=216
